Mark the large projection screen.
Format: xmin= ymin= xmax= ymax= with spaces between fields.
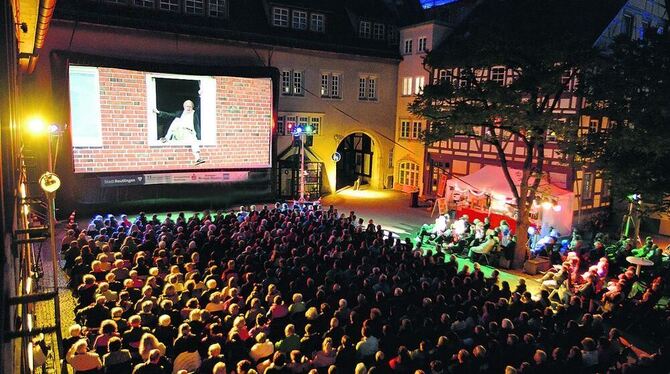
xmin=68 ymin=65 xmax=273 ymax=173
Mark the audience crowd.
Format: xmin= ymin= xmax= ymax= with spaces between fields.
xmin=58 ymin=204 xmax=670 ymax=374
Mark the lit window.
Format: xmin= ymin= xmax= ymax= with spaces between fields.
xmin=292 ymin=10 xmax=307 ymax=30
xmin=359 ymin=21 xmax=371 ymax=38
xmin=310 ymin=13 xmax=325 ymax=32
xmin=490 ymin=67 xmax=505 ymax=84
xmin=589 ymin=119 xmax=599 ymax=133
xmin=398 ymin=161 xmax=420 ymax=187
xmin=403 ymin=39 xmax=413 ymax=54
xmin=373 ymin=23 xmax=385 ymax=40
xmin=184 ymin=0 xmax=204 ymax=14
xmin=402 ymin=77 xmax=412 ymax=96
xmin=437 ymin=69 xmax=451 ymax=84
xmin=417 ymin=37 xmax=427 ymax=52
xmin=414 ymin=76 xmax=425 ymax=95
xmin=273 ymin=7 xmax=289 ymax=27
xmin=207 ymin=0 xmax=227 ymax=17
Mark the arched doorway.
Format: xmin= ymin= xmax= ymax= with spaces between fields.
xmin=335 ymin=132 xmax=374 ymax=190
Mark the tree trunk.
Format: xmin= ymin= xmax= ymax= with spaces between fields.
xmin=513 ymin=202 xmax=531 ymax=269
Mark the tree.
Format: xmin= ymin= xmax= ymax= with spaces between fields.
xmin=409 ymin=0 xmax=615 ymax=268
xmin=577 ymin=28 xmax=670 ymax=213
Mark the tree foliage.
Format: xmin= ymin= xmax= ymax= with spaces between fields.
xmin=409 ymin=0 xmax=614 ymax=266
xmin=577 ymin=29 xmax=670 ymax=211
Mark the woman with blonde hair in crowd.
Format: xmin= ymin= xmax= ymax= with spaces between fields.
xmin=138 ymin=332 xmax=166 ymax=361
xmin=312 ymin=337 xmax=336 ymax=369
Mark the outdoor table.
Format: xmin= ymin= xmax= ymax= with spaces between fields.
xmin=626 ymin=256 xmax=654 ymax=276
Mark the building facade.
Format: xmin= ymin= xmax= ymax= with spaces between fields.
xmin=27 ymin=0 xmax=426 ymax=206
xmin=406 ymin=0 xmax=667 ymax=229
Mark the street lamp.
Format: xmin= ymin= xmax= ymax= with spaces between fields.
xmin=32 ymin=121 xmax=65 ymax=362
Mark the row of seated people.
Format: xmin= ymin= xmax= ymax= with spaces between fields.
xmin=419 ymin=215 xmax=516 ymax=266
xmin=59 ymin=205 xmax=669 ymax=374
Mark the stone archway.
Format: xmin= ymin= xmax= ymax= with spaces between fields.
xmin=335 ymin=132 xmax=375 ymax=190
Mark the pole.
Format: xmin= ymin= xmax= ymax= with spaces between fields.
xmin=299 ymin=134 xmax=305 ymax=203
xmin=46 ymin=133 xmax=64 ymax=368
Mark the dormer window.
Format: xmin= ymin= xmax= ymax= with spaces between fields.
xmin=208 ymin=0 xmax=227 ymax=17
xmin=310 ymin=13 xmax=325 ymax=32
xmin=292 ymin=10 xmax=307 ymax=30
xmin=359 ymin=21 xmax=372 ymax=38
xmin=373 ymin=23 xmax=385 ymax=40
xmin=273 ymin=7 xmax=289 ymax=27
xmin=184 ymin=0 xmax=204 ymax=15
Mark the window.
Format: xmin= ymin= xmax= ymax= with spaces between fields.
xmin=582 ymin=172 xmax=594 ymax=199
xmin=310 ymin=13 xmax=325 ymax=32
xmin=292 ymin=71 xmax=303 ymax=96
xmin=622 ymin=14 xmax=634 ymax=39
xmin=273 ymin=7 xmax=289 ymax=27
xmin=398 ymin=161 xmax=420 ymax=187
xmin=414 ymin=76 xmax=425 ymax=95
xmin=403 ymin=39 xmax=413 ymax=54
xmin=133 ymin=0 xmax=154 ymax=8
xmin=437 ymin=69 xmax=451 ymax=84
xmin=208 ymin=0 xmax=227 ymax=17
xmin=281 ymin=70 xmax=303 ymax=96
xmin=387 ymin=25 xmax=398 ymax=46
xmin=159 ymin=0 xmax=179 ymax=12
xmin=601 ymin=178 xmax=610 ymax=199
xmin=400 ymin=120 xmax=411 ymax=139
xmin=359 ymin=75 xmax=377 ymax=101
xmin=589 ymin=119 xmax=599 ymax=133
xmin=411 ymin=121 xmax=421 ymax=139
xmin=359 ymin=21 xmax=371 ymax=38
xmin=184 ymin=0 xmax=203 ymax=14
xmin=402 ymin=77 xmax=413 ymax=96
xmin=69 ymin=66 xmax=103 ymax=147
xmin=417 ymin=36 xmax=427 ymax=52
xmin=278 ymin=113 xmax=322 ymax=135
xmin=400 ymin=120 xmax=421 ymax=140
xmin=373 ymin=23 xmax=385 ymax=40
xmin=292 ymin=10 xmax=307 ymax=30
xmin=320 ymin=73 xmax=341 ymax=99
xmin=490 ymin=67 xmax=505 ymax=84
xmin=277 ymin=116 xmax=285 ymax=136
xmin=310 ymin=117 xmax=321 ymax=134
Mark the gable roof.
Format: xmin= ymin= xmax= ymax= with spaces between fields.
xmin=52 ymin=0 xmax=426 ymax=59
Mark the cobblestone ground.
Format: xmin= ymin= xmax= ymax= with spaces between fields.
xmin=33 ymin=222 xmax=76 ymax=374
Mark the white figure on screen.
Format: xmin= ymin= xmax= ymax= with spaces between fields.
xmin=153 ymin=100 xmax=205 ymax=165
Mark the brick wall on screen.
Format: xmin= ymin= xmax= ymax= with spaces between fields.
xmin=72 ymin=67 xmax=273 ymax=173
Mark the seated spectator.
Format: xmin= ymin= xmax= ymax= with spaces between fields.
xmin=66 ymin=339 xmax=102 ymax=374
xmin=102 ymin=337 xmax=132 ymax=374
